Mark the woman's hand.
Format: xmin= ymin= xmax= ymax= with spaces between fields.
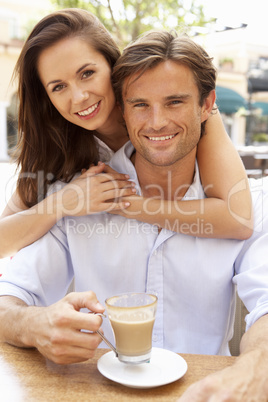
xmin=55 ymin=162 xmax=136 ymax=219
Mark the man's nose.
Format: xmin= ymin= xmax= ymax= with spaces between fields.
xmin=148 ymin=106 xmax=168 ymax=131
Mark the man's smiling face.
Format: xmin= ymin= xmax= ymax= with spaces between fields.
xmin=122 ymin=60 xmax=211 ymax=168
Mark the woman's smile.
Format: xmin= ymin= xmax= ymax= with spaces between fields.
xmin=76 ymin=101 xmax=101 ymax=118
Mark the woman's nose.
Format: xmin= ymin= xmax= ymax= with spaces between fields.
xmin=72 ymin=87 xmax=89 ymax=104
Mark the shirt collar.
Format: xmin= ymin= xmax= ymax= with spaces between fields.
xmin=109 ymin=141 xmax=206 ymax=200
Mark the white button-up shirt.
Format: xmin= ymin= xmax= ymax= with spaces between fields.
xmin=1 ymin=142 xmax=268 ymax=356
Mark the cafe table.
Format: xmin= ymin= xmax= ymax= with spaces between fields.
xmin=0 ymin=343 xmax=235 ymax=401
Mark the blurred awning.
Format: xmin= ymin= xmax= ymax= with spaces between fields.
xmin=216 ymin=86 xmax=247 ymax=114
xmin=252 ymin=101 xmax=268 ymax=115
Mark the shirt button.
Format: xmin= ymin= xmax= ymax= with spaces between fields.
xmin=153 ymin=335 xmax=158 ymax=342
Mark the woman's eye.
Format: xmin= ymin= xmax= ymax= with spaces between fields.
xmin=82 ymin=70 xmax=94 ymax=79
xmin=52 ymin=84 xmax=65 ymax=92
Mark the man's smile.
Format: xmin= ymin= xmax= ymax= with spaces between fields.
xmin=146 ymin=133 xmax=178 ymax=142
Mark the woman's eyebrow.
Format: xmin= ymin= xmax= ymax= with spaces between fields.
xmin=76 ymin=63 xmax=96 ymax=75
xmin=46 ymin=63 xmax=97 ymax=87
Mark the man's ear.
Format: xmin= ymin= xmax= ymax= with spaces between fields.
xmin=201 ymin=90 xmax=216 ymax=123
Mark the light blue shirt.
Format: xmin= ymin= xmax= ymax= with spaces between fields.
xmin=1 ymin=142 xmax=268 ymax=356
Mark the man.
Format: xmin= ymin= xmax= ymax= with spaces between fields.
xmin=0 ymin=31 xmax=268 ymax=400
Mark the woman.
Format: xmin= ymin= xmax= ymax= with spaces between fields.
xmin=0 ymin=8 xmax=253 ymax=259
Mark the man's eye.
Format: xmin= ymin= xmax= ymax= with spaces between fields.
xmin=170 ymin=100 xmax=182 ymax=105
xmin=82 ymin=70 xmax=94 ymax=79
xmin=134 ymin=103 xmax=147 ymax=108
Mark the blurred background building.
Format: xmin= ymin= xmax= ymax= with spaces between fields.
xmin=198 ymin=23 xmax=268 ymax=147
xmin=0 ymin=0 xmax=51 ymax=161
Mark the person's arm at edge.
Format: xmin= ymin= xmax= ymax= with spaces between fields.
xmin=0 ymin=164 xmax=133 ymax=259
xmin=0 ymin=191 xmax=58 ymax=259
xmin=237 ymin=314 xmax=268 ymax=384
xmin=177 ymin=315 xmax=268 ymax=401
xmin=112 ymin=110 xmax=253 ymax=240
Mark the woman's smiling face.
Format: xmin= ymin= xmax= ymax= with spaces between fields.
xmin=37 ymin=36 xmax=117 ymax=133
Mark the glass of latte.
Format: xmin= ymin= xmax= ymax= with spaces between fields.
xmin=105 ymin=292 xmax=158 ymax=364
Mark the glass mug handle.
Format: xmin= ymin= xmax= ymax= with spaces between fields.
xmin=93 ymin=313 xmax=118 ymax=357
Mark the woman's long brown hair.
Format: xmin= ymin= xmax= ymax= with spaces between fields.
xmin=12 ymin=8 xmax=121 ymax=207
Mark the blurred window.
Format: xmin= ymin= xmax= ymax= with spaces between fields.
xmin=0 ymin=8 xmax=20 ymax=40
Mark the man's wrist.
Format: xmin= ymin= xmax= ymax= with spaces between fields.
xmin=17 ymin=305 xmax=39 ymax=348
xmin=0 ymin=297 xmax=34 ymax=348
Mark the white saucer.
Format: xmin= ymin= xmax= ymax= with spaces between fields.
xmin=97 ymin=347 xmax=187 ymax=389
